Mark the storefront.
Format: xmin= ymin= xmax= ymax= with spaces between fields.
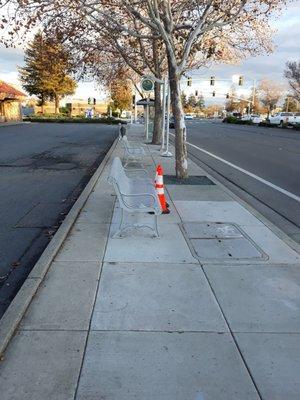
xmin=0 ymin=81 xmax=26 ymax=122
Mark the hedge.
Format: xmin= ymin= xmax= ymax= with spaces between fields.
xmin=23 ymin=116 xmax=127 ymax=125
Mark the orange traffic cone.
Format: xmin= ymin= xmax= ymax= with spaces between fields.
xmin=155 ymin=165 xmax=170 ymax=214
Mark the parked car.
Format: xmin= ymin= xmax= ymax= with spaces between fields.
xmin=290 ymin=112 xmax=300 ymax=125
xmin=241 ymin=114 xmax=262 ymax=124
xmin=184 ymin=114 xmax=194 ymax=120
xmin=268 ymin=112 xmax=294 ymax=126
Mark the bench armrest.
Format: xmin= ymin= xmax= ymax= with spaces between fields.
xmin=121 ymin=192 xmax=159 ymax=210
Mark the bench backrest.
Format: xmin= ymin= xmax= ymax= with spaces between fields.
xmin=108 ymin=157 xmax=131 ymax=195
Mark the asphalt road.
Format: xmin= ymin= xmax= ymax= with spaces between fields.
xmin=0 ymin=122 xmax=118 ymax=318
xmin=176 ymin=119 xmax=300 ymax=242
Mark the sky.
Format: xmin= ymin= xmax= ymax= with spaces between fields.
xmin=0 ymin=1 xmax=300 ymax=104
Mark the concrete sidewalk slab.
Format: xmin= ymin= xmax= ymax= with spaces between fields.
xmin=20 ymin=261 xmax=101 ymax=331
xmin=241 ymin=225 xmax=300 ymax=264
xmin=0 ymin=330 xmax=86 ymax=400
xmin=55 ymin=223 xmax=110 ymax=262
xmin=105 ymin=223 xmax=197 ymax=264
xmin=76 ymin=196 xmax=115 ymax=224
xmin=91 ymin=262 xmax=227 ymax=332
xmin=235 ymin=333 xmax=300 ymax=400
xmin=204 ymin=264 xmax=300 ymax=333
xmin=76 ymin=331 xmax=260 ymax=400
xmin=174 ymin=200 xmax=261 ymax=225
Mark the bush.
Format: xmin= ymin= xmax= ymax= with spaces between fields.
xmin=223 ymin=116 xmax=253 ymax=125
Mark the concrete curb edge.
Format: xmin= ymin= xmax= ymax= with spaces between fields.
xmin=0 ymin=137 xmax=118 ymax=357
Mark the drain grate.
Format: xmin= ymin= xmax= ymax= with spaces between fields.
xmin=181 ymin=222 xmax=268 ymax=262
xmin=164 ymin=175 xmax=215 ymax=185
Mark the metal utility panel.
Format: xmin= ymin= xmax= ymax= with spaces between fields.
xmin=181 ymin=222 xmax=268 ymax=263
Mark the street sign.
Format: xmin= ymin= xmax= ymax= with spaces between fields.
xmin=141 ymin=77 xmax=155 ymax=92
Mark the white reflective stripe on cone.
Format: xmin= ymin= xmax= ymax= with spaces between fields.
xmin=156 ymin=188 xmax=164 ymax=195
xmin=156 ymin=176 xmax=164 ymax=184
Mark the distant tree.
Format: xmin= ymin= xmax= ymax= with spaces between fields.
xmin=187 ymin=94 xmax=197 ymax=109
xmin=110 ymin=80 xmax=132 ymax=116
xmin=196 ymin=95 xmax=205 ymax=110
xmin=181 ymin=92 xmax=188 ymax=111
xmin=249 ymin=87 xmax=262 ymax=114
xmin=282 ymin=96 xmax=299 ymax=112
xmin=203 ymin=105 xmax=223 ymax=118
xmin=284 ymin=61 xmax=300 ymax=101
xmin=19 ymin=32 xmax=77 ymax=114
xmin=257 ymin=79 xmax=283 ymax=115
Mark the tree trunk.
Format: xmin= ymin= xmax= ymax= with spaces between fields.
xmin=168 ymin=63 xmax=188 ymax=179
xmin=152 ymin=82 xmax=162 ymax=144
xmin=54 ymin=94 xmax=60 ymax=114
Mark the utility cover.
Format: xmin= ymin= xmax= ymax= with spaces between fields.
xmin=181 ymin=222 xmax=267 ymax=262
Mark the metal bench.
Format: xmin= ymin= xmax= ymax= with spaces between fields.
xmin=121 ymin=135 xmax=147 ymax=166
xmin=108 ymin=157 xmax=161 ymax=238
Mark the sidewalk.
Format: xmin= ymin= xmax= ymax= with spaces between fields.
xmin=0 ymin=124 xmax=299 ymax=400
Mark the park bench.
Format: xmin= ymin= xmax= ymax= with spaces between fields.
xmin=108 ymin=157 xmax=161 ymax=238
xmin=121 ymin=135 xmax=148 ymax=166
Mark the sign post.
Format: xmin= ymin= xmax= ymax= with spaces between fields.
xmin=141 ymin=77 xmax=155 ymax=141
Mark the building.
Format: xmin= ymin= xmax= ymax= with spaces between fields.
xmin=0 ymin=81 xmax=26 ymax=122
xmin=66 ymin=100 xmax=108 ymax=117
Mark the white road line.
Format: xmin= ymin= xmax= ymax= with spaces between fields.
xmin=169 ymin=133 xmax=300 ymax=202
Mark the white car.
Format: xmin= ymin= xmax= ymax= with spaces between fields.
xmin=290 ymin=112 xmax=300 ymax=125
xmin=184 ymin=114 xmax=194 ymax=120
xmin=241 ymin=114 xmax=262 ymax=124
xmin=268 ymin=112 xmax=294 ymax=126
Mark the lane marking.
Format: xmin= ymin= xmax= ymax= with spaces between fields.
xmin=169 ymin=133 xmax=300 ymax=202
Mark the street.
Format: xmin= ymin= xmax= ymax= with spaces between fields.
xmin=178 ymin=119 xmax=300 ymax=242
xmin=0 ymin=122 xmax=118 ymax=318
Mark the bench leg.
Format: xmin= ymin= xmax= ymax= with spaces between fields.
xmin=112 ymin=209 xmax=159 ymax=238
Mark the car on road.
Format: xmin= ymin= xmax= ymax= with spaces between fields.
xmin=184 ymin=114 xmax=194 ymax=120
xmin=290 ymin=112 xmax=300 ymax=126
xmin=268 ymin=112 xmax=294 ymax=127
xmin=241 ymin=114 xmax=263 ymax=124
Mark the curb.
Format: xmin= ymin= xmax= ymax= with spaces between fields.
xmin=0 ymin=137 xmax=118 ymax=357
xmin=0 ymin=122 xmax=31 ymax=128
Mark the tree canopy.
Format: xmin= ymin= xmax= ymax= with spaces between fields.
xmin=19 ymin=32 xmax=77 ymax=113
xmin=284 ymin=61 xmax=300 ymax=102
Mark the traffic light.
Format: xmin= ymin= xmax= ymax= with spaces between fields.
xmin=210 ymin=76 xmax=215 ymax=86
xmin=132 ymin=94 xmax=136 ymax=106
xmin=226 ymin=93 xmax=230 ymax=99
xmin=88 ymin=97 xmax=91 ymax=105
xmin=212 ymin=91 xmax=216 ymax=97
xmin=238 ymin=76 xmax=244 ymax=86
xmin=195 ymin=90 xmax=198 ymax=97
xmin=93 ymin=98 xmax=96 ymax=105
xmin=187 ymin=77 xmax=192 ymax=87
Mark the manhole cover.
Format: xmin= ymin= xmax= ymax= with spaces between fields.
xmin=181 ymin=222 xmax=268 ymax=262
xmin=164 ymin=176 xmax=215 ymax=185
